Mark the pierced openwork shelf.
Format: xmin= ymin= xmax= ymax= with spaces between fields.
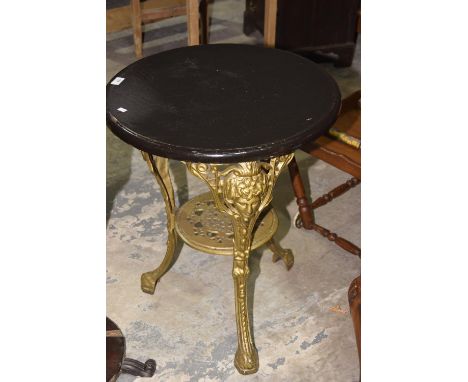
xmin=175 ymin=192 xmax=278 ymax=255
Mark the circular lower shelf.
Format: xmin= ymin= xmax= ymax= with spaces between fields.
xmin=175 ymin=192 xmax=278 ymax=255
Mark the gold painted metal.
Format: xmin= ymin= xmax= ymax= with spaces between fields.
xmin=140 ymin=152 xmax=177 ymax=295
xmin=138 ymin=152 xmax=294 ymax=375
xmin=267 ymin=237 xmax=295 ymax=270
xmin=186 ymin=154 xmax=294 ymax=375
xmin=175 ymin=192 xmax=279 ymax=255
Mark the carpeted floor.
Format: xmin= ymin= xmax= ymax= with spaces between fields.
xmin=107 ymin=1 xmax=360 ymax=380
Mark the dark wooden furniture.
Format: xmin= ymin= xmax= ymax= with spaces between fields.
xmin=106 ymin=317 xmax=156 ymax=381
xmin=288 ymin=90 xmax=361 ymax=256
xmin=259 ymin=0 xmax=361 ymax=256
xmin=244 ymin=0 xmax=360 ymax=66
xmin=348 ymin=276 xmax=361 ymax=363
xmin=349 ymin=275 xmax=361 ymax=380
xmin=131 ymin=0 xmax=208 ymax=57
xmin=107 ymin=44 xmax=341 ymax=374
xmin=107 ymin=44 xmax=341 ymax=163
xmin=106 ymin=317 xmax=125 ymax=382
xmin=106 ymin=317 xmax=156 ymax=382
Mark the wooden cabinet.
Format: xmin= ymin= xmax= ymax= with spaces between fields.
xmin=244 ymin=0 xmax=360 ymax=67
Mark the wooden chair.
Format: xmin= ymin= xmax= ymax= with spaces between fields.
xmin=264 ymin=5 xmax=361 ymax=370
xmin=289 ymin=91 xmax=361 ymax=256
xmin=131 ymin=0 xmax=209 ymax=57
xmin=263 ymin=0 xmax=361 ymax=257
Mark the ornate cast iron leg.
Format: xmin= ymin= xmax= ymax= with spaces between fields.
xmin=187 ymin=154 xmax=294 ymax=374
xmin=140 ymin=152 xmax=177 ymax=295
xmin=266 ymin=237 xmax=294 ymax=270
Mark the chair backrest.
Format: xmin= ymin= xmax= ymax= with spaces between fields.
xmin=131 ymin=0 xmax=201 ymax=57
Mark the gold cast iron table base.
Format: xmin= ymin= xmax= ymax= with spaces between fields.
xmin=106 ymin=44 xmax=341 ymax=375
xmin=139 ymin=152 xmax=294 ymax=374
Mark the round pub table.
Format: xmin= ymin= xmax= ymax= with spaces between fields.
xmin=107 ymin=44 xmax=340 ymax=375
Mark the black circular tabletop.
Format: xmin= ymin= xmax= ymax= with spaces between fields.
xmin=107 ymin=44 xmax=341 ymax=163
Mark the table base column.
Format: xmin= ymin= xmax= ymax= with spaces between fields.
xmin=187 ymin=154 xmax=294 ymax=374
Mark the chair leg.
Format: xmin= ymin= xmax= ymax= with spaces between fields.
xmin=200 ymin=0 xmax=209 ymax=44
xmin=348 ymin=276 xmax=361 ymax=364
xmin=264 ymin=0 xmax=278 ymax=48
xmin=186 ymin=0 xmax=200 ymax=46
xmin=288 ymin=158 xmax=361 ymax=257
xmin=288 ymin=157 xmax=315 ymax=229
xmin=131 ymin=0 xmax=143 ymax=58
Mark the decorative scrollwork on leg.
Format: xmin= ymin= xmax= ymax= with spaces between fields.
xmin=186 ymin=154 xmax=293 ymax=374
xmin=121 ymin=358 xmax=156 ymax=377
xmin=140 ymin=152 xmax=177 ymax=295
xmin=266 ymin=237 xmax=294 ymax=270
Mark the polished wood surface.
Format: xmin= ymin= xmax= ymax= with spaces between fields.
xmin=348 ymin=276 xmax=361 ymax=362
xmin=106 ymin=317 xmax=156 ymax=380
xmin=107 ymin=44 xmax=341 ymax=163
xmin=311 ymin=177 xmax=360 ymax=210
xmin=106 ymin=318 xmax=125 ymax=382
xmin=309 ymin=221 xmax=360 ymax=257
xmin=288 ymin=157 xmax=314 ymax=229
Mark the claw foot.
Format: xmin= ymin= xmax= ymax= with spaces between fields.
xmin=272 ymin=248 xmax=294 ymax=270
xmin=267 ymin=238 xmax=294 ymax=270
xmin=234 ymin=348 xmax=259 ymax=375
xmin=141 ymin=272 xmax=158 ymax=295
